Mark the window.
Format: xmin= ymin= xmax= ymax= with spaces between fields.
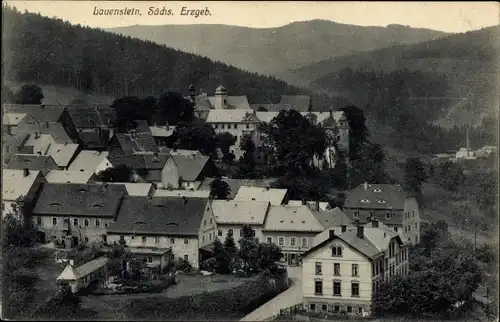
xmin=394 ymin=226 xmax=398 ymax=232
xmin=52 ymin=218 xmax=57 ymax=225
xmin=290 ymin=237 xmax=296 ymax=246
xmin=148 ymin=256 xmax=153 ymax=263
xmin=142 ymin=236 xmax=147 ymax=243
xmin=333 ymin=281 xmax=341 ymax=296
xmin=415 ymin=222 xmax=418 ymax=229
xmin=331 ymin=246 xmax=342 ymax=257
xmin=204 ymin=220 xmax=206 ymax=227
xmin=73 ymin=218 xmax=79 ymax=225
xmin=221 ymin=124 xmax=225 ymax=129
xmin=228 ymin=228 xmax=233 ymax=235
xmin=84 ymin=237 xmax=89 ymax=243
xmin=351 ymin=282 xmax=360 ymax=297
xmin=408 ymin=225 xmax=411 ymax=231
xmin=170 ymin=238 xmax=175 ymax=244
xmin=36 ymin=217 xmax=42 ymax=225
xmin=334 ymin=305 xmax=340 ymax=313
xmin=352 ymin=264 xmax=359 ymax=277
xmin=315 ymin=262 xmax=322 ymax=275
xmin=353 ymin=211 xmax=359 ymax=218
xmin=214 ymin=124 xmax=218 ymax=129
xmin=359 ymin=307 xmax=363 ymax=314
xmin=301 ymin=237 xmax=308 ymax=247
xmin=210 ymin=218 xmax=213 ymax=224
xmin=233 ymin=124 xmax=237 ymax=129
xmin=218 ymin=229 xmax=222 ymax=236
xmin=310 ymin=304 xmax=316 ymax=311
xmin=386 ymin=213 xmax=390 ymax=219
xmin=154 ymin=237 xmax=160 ymax=244
xmin=314 ymin=280 xmax=323 ymax=295
xmin=84 ymin=219 xmax=89 ymax=227
xmin=347 ymin=306 xmax=352 ymax=313
xmin=278 ymin=237 xmax=285 ymax=246
xmin=239 ymin=229 xmax=243 ymax=237
xmin=246 ymin=124 xmax=249 ymax=129
xmin=334 ymin=263 xmax=340 ymax=276
xmin=405 ymin=226 xmax=408 ymax=232
xmin=102 ymin=235 xmax=107 ymax=242
xmin=341 ymin=225 xmax=347 ymax=233
xmin=202 ymin=236 xmax=205 ymax=242
xmin=184 ymin=238 xmax=189 ymax=244
xmin=184 ymin=255 xmax=189 ymax=261
xmin=131 ymin=236 xmax=135 ymax=240
xmin=412 ymin=210 xmax=415 ymax=217
xmin=267 ymin=237 xmax=273 ymax=243
xmin=120 ymin=236 xmax=125 ymax=241
xmin=96 ymin=219 xmax=100 ymax=227
xmin=209 ymin=233 xmax=212 ymax=240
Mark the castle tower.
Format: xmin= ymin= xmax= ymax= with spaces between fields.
xmin=214 ymin=85 xmax=228 ymax=109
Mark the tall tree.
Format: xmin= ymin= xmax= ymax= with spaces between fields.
xmin=216 ymin=132 xmax=237 ymax=163
xmin=158 ymin=91 xmax=193 ymax=125
xmin=14 ymin=84 xmax=44 ymax=104
xmin=237 ymin=225 xmax=260 ymax=276
xmin=209 ymin=177 xmax=231 ymax=199
xmin=404 ymin=157 xmax=428 ymax=202
xmin=96 ymin=165 xmax=134 ymax=182
xmin=339 ymin=105 xmax=368 ymax=160
xmin=171 ymin=123 xmax=217 ymax=156
xmin=223 ymin=231 xmax=238 ymax=259
xmin=213 ymin=238 xmax=231 ymax=274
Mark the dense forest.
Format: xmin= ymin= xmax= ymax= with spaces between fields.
xmin=2 ymin=5 xmax=315 ymax=104
xmin=312 ymin=68 xmax=497 ymax=154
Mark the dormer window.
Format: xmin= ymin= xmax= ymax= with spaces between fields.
xmin=373 ymin=188 xmax=382 ymax=192
xmin=386 ymin=213 xmax=391 ymax=219
xmin=377 ymin=200 xmax=387 ymax=204
xmin=92 ymin=204 xmax=103 ymax=208
xmin=360 ymin=199 xmax=370 ymax=203
xmin=49 ymin=202 xmax=61 ymax=206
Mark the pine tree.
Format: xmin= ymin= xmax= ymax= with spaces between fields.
xmin=223 ymin=231 xmax=238 ymax=259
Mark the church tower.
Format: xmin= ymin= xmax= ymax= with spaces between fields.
xmin=214 ymin=85 xmax=228 ymax=109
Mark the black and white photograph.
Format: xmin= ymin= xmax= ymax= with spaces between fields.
xmin=1 ymin=1 xmax=499 ymax=321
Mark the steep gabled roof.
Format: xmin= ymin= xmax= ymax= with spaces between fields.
xmin=108 ymin=153 xmax=169 ymax=170
xmin=32 ymin=183 xmax=126 ymax=217
xmin=67 ymin=106 xmax=116 ymax=128
xmin=312 ymin=207 xmax=352 ymax=229
xmin=212 ymin=200 xmax=270 ymax=225
xmin=106 ymin=196 xmax=209 ymax=236
xmin=343 ymin=183 xmax=407 ymax=210
xmin=4 ymin=154 xmax=59 ymax=175
xmin=113 ymin=131 xmax=158 ymax=156
xmin=170 ymin=154 xmax=210 ymax=182
xmin=2 ymin=169 xmax=41 ymax=201
xmin=263 ymin=205 xmax=324 ymax=232
xmin=68 ymin=150 xmax=111 ymax=172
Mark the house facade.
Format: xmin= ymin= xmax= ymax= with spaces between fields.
xmin=31 ymin=183 xmax=126 ymax=245
xmin=342 ymin=183 xmax=421 ymax=245
xmin=301 ymin=226 xmax=409 ymax=317
xmin=106 ymin=196 xmax=217 ymax=269
xmin=159 ymin=154 xmax=215 ymax=190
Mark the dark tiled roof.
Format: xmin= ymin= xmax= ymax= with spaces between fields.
xmin=17 ymin=121 xmax=72 ymax=143
xmin=67 ymin=106 xmax=116 ymax=128
xmin=4 ymin=154 xmax=59 ymax=175
xmin=3 ymin=104 xmax=65 ymax=122
xmin=32 ymin=183 xmax=126 ymax=217
xmin=113 ymin=131 xmax=158 ymax=156
xmin=77 ymin=131 xmax=107 ymax=149
xmin=195 ymin=96 xmax=213 ymax=111
xmin=171 ymin=155 xmax=210 ymax=182
xmin=312 ymin=207 xmax=352 ymax=229
xmin=106 ymin=196 xmax=208 ymax=236
xmin=109 ymin=154 xmax=169 ymax=170
xmin=279 ymin=95 xmax=311 ymax=112
xmin=343 ymin=184 xmax=407 ymax=210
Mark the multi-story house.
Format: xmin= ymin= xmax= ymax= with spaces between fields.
xmin=342 ymin=183 xmax=421 ymax=245
xmin=31 ymin=183 xmax=126 ymax=246
xmin=301 ymin=225 xmax=409 ymax=317
xmin=106 ymin=196 xmax=217 ymax=269
xmin=2 ymin=169 xmax=45 ymax=221
xmin=262 ymin=204 xmax=326 ymax=266
xmin=234 ymin=186 xmax=288 ymax=206
xmin=211 ymin=200 xmax=271 ymax=243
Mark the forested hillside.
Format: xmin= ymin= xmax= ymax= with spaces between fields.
xmin=108 ymin=20 xmax=446 ymax=80
xmin=2 ymin=5 xmax=312 ymax=104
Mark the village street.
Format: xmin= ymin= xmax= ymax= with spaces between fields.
xmin=241 ymin=266 xmax=303 ymax=321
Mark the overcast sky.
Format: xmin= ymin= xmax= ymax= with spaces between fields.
xmin=4 ymin=1 xmax=499 ymax=32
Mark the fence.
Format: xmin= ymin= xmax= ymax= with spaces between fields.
xmin=265 ymin=303 xmax=304 ymax=321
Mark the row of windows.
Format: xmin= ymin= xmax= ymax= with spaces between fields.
xmin=353 ymin=211 xmax=396 ymax=219
xmin=203 ymin=218 xmax=213 ymax=227
xmin=43 ymin=217 xmax=107 ymax=228
xmin=314 ymin=280 xmax=359 ymax=297
xmin=275 ymin=236 xmax=308 ymax=247
xmin=315 ymin=262 xmax=359 ymax=277
xmin=119 ymin=235 xmax=190 ymax=245
xmin=309 ymin=303 xmax=363 ymax=314
xmin=404 ymin=211 xmax=416 ymax=219
xmin=212 ymin=123 xmax=251 ymax=130
xmin=404 ymin=224 xmax=418 ymax=233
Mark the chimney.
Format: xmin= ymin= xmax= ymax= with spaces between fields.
xmin=372 ymin=220 xmax=379 ymax=228
xmin=35 ymin=132 xmax=40 ymax=139
xmin=329 ymin=229 xmax=335 ymax=239
xmin=192 ymin=152 xmax=196 ymax=158
xmin=364 ymin=182 xmax=369 ymax=190
xmin=45 ymin=121 xmax=49 ymax=128
xmin=315 ymin=200 xmax=320 ymax=211
xmin=357 ymin=226 xmax=364 ymax=239
xmin=188 ymin=84 xmax=196 ymax=101
xmin=341 ymin=225 xmax=347 ymax=233
xmin=23 ymin=168 xmax=30 ymax=177
xmin=41 ymin=105 xmax=45 ymax=109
